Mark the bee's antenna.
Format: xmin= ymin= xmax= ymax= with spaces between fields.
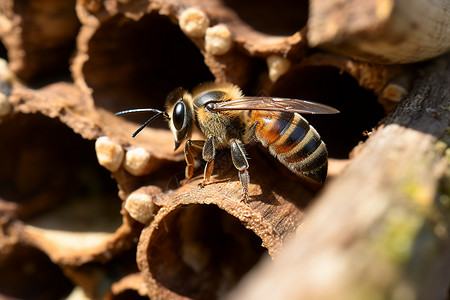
xmin=115 ymin=108 xmax=169 ymax=138
xmin=115 ymin=108 xmax=164 ymax=116
xmin=130 ymin=112 xmax=165 ymax=137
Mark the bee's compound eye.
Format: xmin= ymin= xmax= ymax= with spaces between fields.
xmin=173 ymin=102 xmax=185 ymax=130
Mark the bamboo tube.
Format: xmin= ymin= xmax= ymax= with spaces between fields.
xmin=136 ymin=155 xmax=316 ymax=299
xmin=308 ymin=0 xmax=450 ymax=64
xmin=0 ymin=84 xmax=141 ymax=266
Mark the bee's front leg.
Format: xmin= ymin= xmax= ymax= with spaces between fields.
xmin=200 ymin=135 xmax=216 ymax=187
xmin=184 ymin=140 xmax=205 ymax=179
xmin=230 ymin=139 xmax=250 ymax=201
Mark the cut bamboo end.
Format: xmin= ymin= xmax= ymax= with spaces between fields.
xmin=308 ymin=0 xmax=450 ymax=64
xmin=137 ymin=172 xmax=313 ymax=299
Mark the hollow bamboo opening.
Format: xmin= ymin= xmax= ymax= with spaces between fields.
xmin=0 ymin=112 xmax=125 ymax=262
xmin=81 ymin=12 xmax=214 ymax=123
xmin=270 ymin=65 xmax=385 ymax=158
xmin=0 ymin=243 xmax=73 ymax=299
xmin=9 ymin=0 xmax=80 ymax=82
xmin=141 ymin=204 xmax=267 ymax=299
xmin=222 ymin=0 xmax=308 ymax=36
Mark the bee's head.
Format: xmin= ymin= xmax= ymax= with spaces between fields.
xmin=165 ymin=88 xmax=194 ymax=151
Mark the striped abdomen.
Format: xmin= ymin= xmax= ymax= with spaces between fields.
xmin=251 ymin=111 xmax=328 ymax=184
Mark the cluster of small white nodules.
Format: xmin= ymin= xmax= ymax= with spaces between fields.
xmin=95 ymin=136 xmax=159 ymax=223
xmin=179 ymin=8 xmax=232 ymax=56
xmin=179 ymin=8 xmax=291 ymax=82
xmin=95 ymin=136 xmax=153 ymax=176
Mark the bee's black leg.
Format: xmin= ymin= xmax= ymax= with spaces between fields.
xmin=184 ymin=140 xmax=205 ymax=179
xmin=230 ymin=139 xmax=250 ymax=201
xmin=201 ymin=135 xmax=216 ymax=186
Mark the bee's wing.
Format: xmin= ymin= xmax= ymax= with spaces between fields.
xmin=212 ymin=97 xmax=340 ymax=114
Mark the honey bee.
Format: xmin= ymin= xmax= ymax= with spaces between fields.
xmin=116 ymin=82 xmax=339 ymax=200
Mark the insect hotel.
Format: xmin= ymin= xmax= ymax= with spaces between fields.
xmin=0 ymin=0 xmax=449 ymax=299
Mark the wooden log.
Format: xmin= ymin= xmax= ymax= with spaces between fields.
xmin=308 ymin=0 xmax=450 ymax=64
xmin=226 ymin=55 xmax=450 ymax=300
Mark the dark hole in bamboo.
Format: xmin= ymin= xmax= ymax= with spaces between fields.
xmin=0 ymin=113 xmax=122 ymax=232
xmin=147 ymin=204 xmax=267 ymax=299
xmin=222 ymin=0 xmax=308 ymax=36
xmin=270 ymin=66 xmax=385 ymax=158
xmin=11 ymin=0 xmax=80 ymax=83
xmin=0 ymin=243 xmax=73 ymax=299
xmin=83 ymin=12 xmax=214 ymax=128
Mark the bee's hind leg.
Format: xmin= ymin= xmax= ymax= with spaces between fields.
xmin=230 ymin=139 xmax=250 ymax=201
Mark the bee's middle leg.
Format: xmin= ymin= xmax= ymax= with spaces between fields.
xmin=230 ymin=139 xmax=250 ymax=201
